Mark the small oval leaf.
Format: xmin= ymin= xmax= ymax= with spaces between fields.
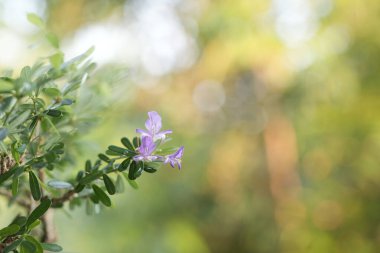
xmin=0 ymin=224 xmax=20 ymax=239
xmin=121 ymin=137 xmax=135 ymax=151
xmin=41 ymin=243 xmax=63 ymax=252
xmin=45 ymin=109 xmax=62 ymax=117
xmin=92 ymin=184 xmax=111 ymax=207
xmin=102 ymin=174 xmax=116 ymax=195
xmin=29 ymin=171 xmax=41 ymax=200
xmin=98 ymin=153 xmax=110 ymax=163
xmin=117 ymin=158 xmax=131 ymax=172
xmin=47 ymin=180 xmax=73 ymax=189
xmin=26 ymin=198 xmax=52 ymax=228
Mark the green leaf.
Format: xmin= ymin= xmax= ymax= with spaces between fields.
xmin=20 ymin=240 xmax=36 ymax=253
xmin=60 ymin=98 xmax=74 ymax=106
xmin=89 ymin=194 xmax=99 ymax=204
xmin=29 ymin=116 xmax=39 ymax=130
xmin=10 ymin=142 xmax=20 ymax=163
xmin=92 ymin=184 xmax=111 ymax=207
xmin=25 ymin=235 xmax=43 ymax=253
xmin=122 ymin=173 xmax=139 ymax=189
xmin=27 ymin=13 xmax=45 ymax=28
xmin=0 ymin=127 xmax=8 ymax=141
xmin=34 ymin=98 xmax=46 ymax=108
xmin=3 ymin=238 xmax=23 ymax=253
xmin=108 ymin=145 xmax=126 ymax=154
xmin=27 ymin=219 xmax=41 ymax=231
xmin=20 ymin=66 xmax=32 ymax=82
xmin=0 ymin=224 xmax=20 ymax=239
xmin=133 ymin=137 xmax=141 ymax=148
xmin=41 ymin=243 xmax=63 ymax=252
xmin=9 ymin=110 xmax=31 ymax=128
xmin=26 ymin=198 xmax=51 ymax=228
xmin=10 ymin=216 xmax=27 ymax=227
xmin=62 ymin=46 xmax=95 ymax=71
xmin=45 ymin=109 xmax=63 ymax=117
xmin=0 ymin=141 xmax=7 ymax=153
xmin=103 ymin=174 xmax=116 ymax=195
xmin=117 ymin=158 xmax=131 ymax=172
xmin=47 ymin=180 xmax=73 ymax=189
xmin=0 ymin=96 xmax=15 ymax=112
xmin=127 ymin=178 xmax=139 ymax=190
xmin=121 ymin=137 xmax=135 ymax=150
xmin=29 ymin=171 xmax=41 ymax=200
xmin=0 ymin=168 xmax=17 ymax=185
xmin=115 ymin=174 xmax=125 ymax=193
xmin=78 ymin=170 xmax=103 ymax=185
xmin=49 ymin=52 xmax=64 ymax=69
xmin=42 ymin=87 xmax=61 ymax=98
xmin=45 ymin=32 xmax=60 ymax=48
xmin=98 ymin=153 xmax=111 ymax=163
xmin=85 ymin=160 xmax=92 ymax=172
xmin=74 ymin=184 xmax=85 ymax=193
xmin=85 ymin=198 xmax=94 ymax=215
xmin=143 ymin=166 xmax=157 ymax=173
xmin=106 ymin=150 xmax=122 ymax=156
xmin=128 ymin=161 xmax=141 ymax=180
xmin=12 ymin=176 xmax=19 ymax=195
xmin=0 ymin=79 xmax=13 ymax=93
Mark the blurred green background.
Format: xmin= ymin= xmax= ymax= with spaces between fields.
xmin=1 ymin=0 xmax=380 ymax=252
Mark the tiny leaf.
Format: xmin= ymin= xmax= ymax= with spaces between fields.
xmin=98 ymin=153 xmax=111 ymax=163
xmin=47 ymin=180 xmax=73 ymax=189
xmin=117 ymin=158 xmax=131 ymax=172
xmin=92 ymin=184 xmax=111 ymax=207
xmin=45 ymin=32 xmax=60 ymax=48
xmin=0 ymin=167 xmax=16 ymax=185
xmin=132 ymin=137 xmax=141 ymax=148
xmin=29 ymin=171 xmax=41 ymax=200
xmin=0 ymin=224 xmax=20 ymax=239
xmin=45 ymin=109 xmax=62 ymax=117
xmin=41 ymin=243 xmax=63 ymax=252
xmin=42 ymin=88 xmax=61 ymax=98
xmin=49 ymin=52 xmax=64 ymax=69
xmin=26 ymin=198 xmax=52 ymax=228
xmin=121 ymin=137 xmax=135 ymax=150
xmin=25 ymin=235 xmax=43 ymax=253
xmin=115 ymin=174 xmax=125 ymax=193
xmin=0 ymin=127 xmax=8 ymax=141
xmin=103 ymin=174 xmax=116 ymax=195
xmin=27 ymin=13 xmax=45 ymax=28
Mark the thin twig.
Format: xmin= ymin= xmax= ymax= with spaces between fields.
xmin=0 ymin=189 xmax=30 ymax=209
xmin=51 ymin=190 xmax=75 ymax=207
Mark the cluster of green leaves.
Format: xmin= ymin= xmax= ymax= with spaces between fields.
xmin=0 ymin=38 xmax=96 ymax=251
xmin=0 ymin=199 xmax=61 ymax=253
xmin=0 ymin=13 xmax=161 ymax=253
xmin=69 ymin=136 xmax=161 ymax=212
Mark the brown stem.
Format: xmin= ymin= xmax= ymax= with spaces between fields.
xmin=37 ymin=170 xmax=57 ymax=243
xmin=41 ymin=208 xmax=57 ymax=243
xmin=51 ymin=190 xmax=75 ymax=207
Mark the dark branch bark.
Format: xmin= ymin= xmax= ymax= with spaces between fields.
xmin=51 ymin=190 xmax=75 ymax=207
xmin=41 ymin=208 xmax=57 ymax=243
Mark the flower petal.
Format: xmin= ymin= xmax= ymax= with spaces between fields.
xmin=136 ymin=128 xmax=150 ymax=136
xmin=145 ymin=111 xmax=162 ymax=134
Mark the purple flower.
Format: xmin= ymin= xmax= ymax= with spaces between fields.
xmin=133 ymin=136 xmax=159 ymax=162
xmin=164 ymin=146 xmax=184 ymax=169
xmin=136 ymin=111 xmax=172 ymax=141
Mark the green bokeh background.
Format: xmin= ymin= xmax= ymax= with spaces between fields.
xmin=1 ymin=0 xmax=380 ymax=252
